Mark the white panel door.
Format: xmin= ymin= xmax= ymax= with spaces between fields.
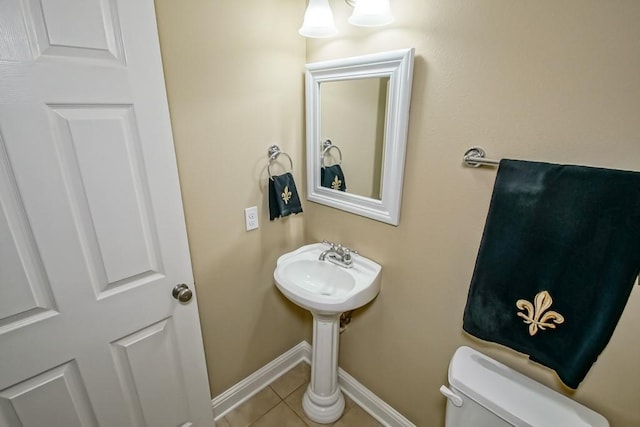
xmin=0 ymin=1 xmax=215 ymax=426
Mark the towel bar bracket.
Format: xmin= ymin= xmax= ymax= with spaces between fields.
xmin=463 ymin=146 xmax=500 ymax=168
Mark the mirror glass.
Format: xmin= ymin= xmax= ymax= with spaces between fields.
xmin=320 ymin=77 xmax=389 ymax=199
xmin=305 ymin=48 xmax=414 ymax=225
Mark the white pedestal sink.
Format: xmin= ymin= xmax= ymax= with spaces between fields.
xmin=274 ymin=243 xmax=382 ymax=424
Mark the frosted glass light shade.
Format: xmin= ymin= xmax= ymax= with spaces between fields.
xmin=299 ymin=0 xmax=338 ymax=38
xmin=348 ymin=0 xmax=394 ymax=27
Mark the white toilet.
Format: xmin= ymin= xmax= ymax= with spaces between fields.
xmin=440 ymin=346 xmax=609 ymax=427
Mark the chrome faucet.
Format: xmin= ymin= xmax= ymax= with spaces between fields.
xmin=319 ymin=240 xmax=357 ymax=268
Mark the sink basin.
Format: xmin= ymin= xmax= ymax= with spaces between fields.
xmin=274 ymin=243 xmax=382 ymax=314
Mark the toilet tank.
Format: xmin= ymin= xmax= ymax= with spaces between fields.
xmin=441 ymin=346 xmax=609 ymax=427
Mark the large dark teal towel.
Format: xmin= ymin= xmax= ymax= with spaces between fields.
xmin=463 ymin=159 xmax=640 ymax=388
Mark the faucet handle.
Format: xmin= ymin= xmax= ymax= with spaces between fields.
xmin=344 ymin=247 xmax=358 ymax=256
xmin=322 ymin=240 xmax=342 ymax=249
xmin=321 ymin=240 xmax=337 ymax=249
xmin=342 ymin=248 xmax=359 ymax=264
xmin=342 ymin=247 xmax=358 ymax=266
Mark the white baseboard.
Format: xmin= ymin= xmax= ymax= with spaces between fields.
xmin=211 ymin=340 xmax=415 ymax=427
xmin=211 ymin=341 xmax=311 ymax=420
xmin=338 ymin=367 xmax=415 ymax=427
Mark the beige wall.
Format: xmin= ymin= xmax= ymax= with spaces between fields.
xmin=155 ymin=0 xmax=640 ymax=425
xmin=305 ymin=1 xmax=640 ymax=426
xmin=154 ymin=0 xmax=311 ymax=396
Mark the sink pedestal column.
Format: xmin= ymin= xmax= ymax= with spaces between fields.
xmin=302 ymin=313 xmax=345 ymax=424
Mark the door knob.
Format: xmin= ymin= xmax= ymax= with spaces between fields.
xmin=172 ymin=283 xmax=193 ymax=303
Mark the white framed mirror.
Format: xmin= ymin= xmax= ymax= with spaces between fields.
xmin=305 ymin=48 xmax=415 ymax=225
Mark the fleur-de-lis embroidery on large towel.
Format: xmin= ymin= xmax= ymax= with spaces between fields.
xmin=331 ymin=175 xmax=342 ymax=190
xmin=281 ymin=186 xmax=292 ymax=204
xmin=516 ymin=290 xmax=565 ymax=336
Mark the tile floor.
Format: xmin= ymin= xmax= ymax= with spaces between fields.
xmin=216 ymin=362 xmax=383 ymax=427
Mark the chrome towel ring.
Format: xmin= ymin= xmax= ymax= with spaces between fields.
xmin=321 ymin=139 xmax=343 ymax=167
xmin=267 ymin=145 xmax=294 ymax=180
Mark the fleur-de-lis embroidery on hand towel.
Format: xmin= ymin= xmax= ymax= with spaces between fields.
xmin=281 ymin=186 xmax=292 ymax=204
xmin=331 ymin=175 xmax=342 ymax=190
xmin=516 ymin=290 xmax=565 ymax=336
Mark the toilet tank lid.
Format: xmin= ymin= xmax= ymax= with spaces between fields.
xmin=448 ymin=347 xmax=609 ymax=427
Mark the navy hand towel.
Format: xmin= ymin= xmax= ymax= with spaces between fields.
xmin=321 ymin=165 xmax=347 ymax=192
xmin=463 ymin=159 xmax=640 ymax=388
xmin=269 ymin=172 xmax=303 ymax=221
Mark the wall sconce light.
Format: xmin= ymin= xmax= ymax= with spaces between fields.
xmin=299 ymin=0 xmax=338 ymax=38
xmin=299 ymin=0 xmax=394 ymax=38
xmin=346 ymin=0 xmax=394 ymax=27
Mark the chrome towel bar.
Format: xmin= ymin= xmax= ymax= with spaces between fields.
xmin=463 ymin=147 xmax=500 ymax=167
